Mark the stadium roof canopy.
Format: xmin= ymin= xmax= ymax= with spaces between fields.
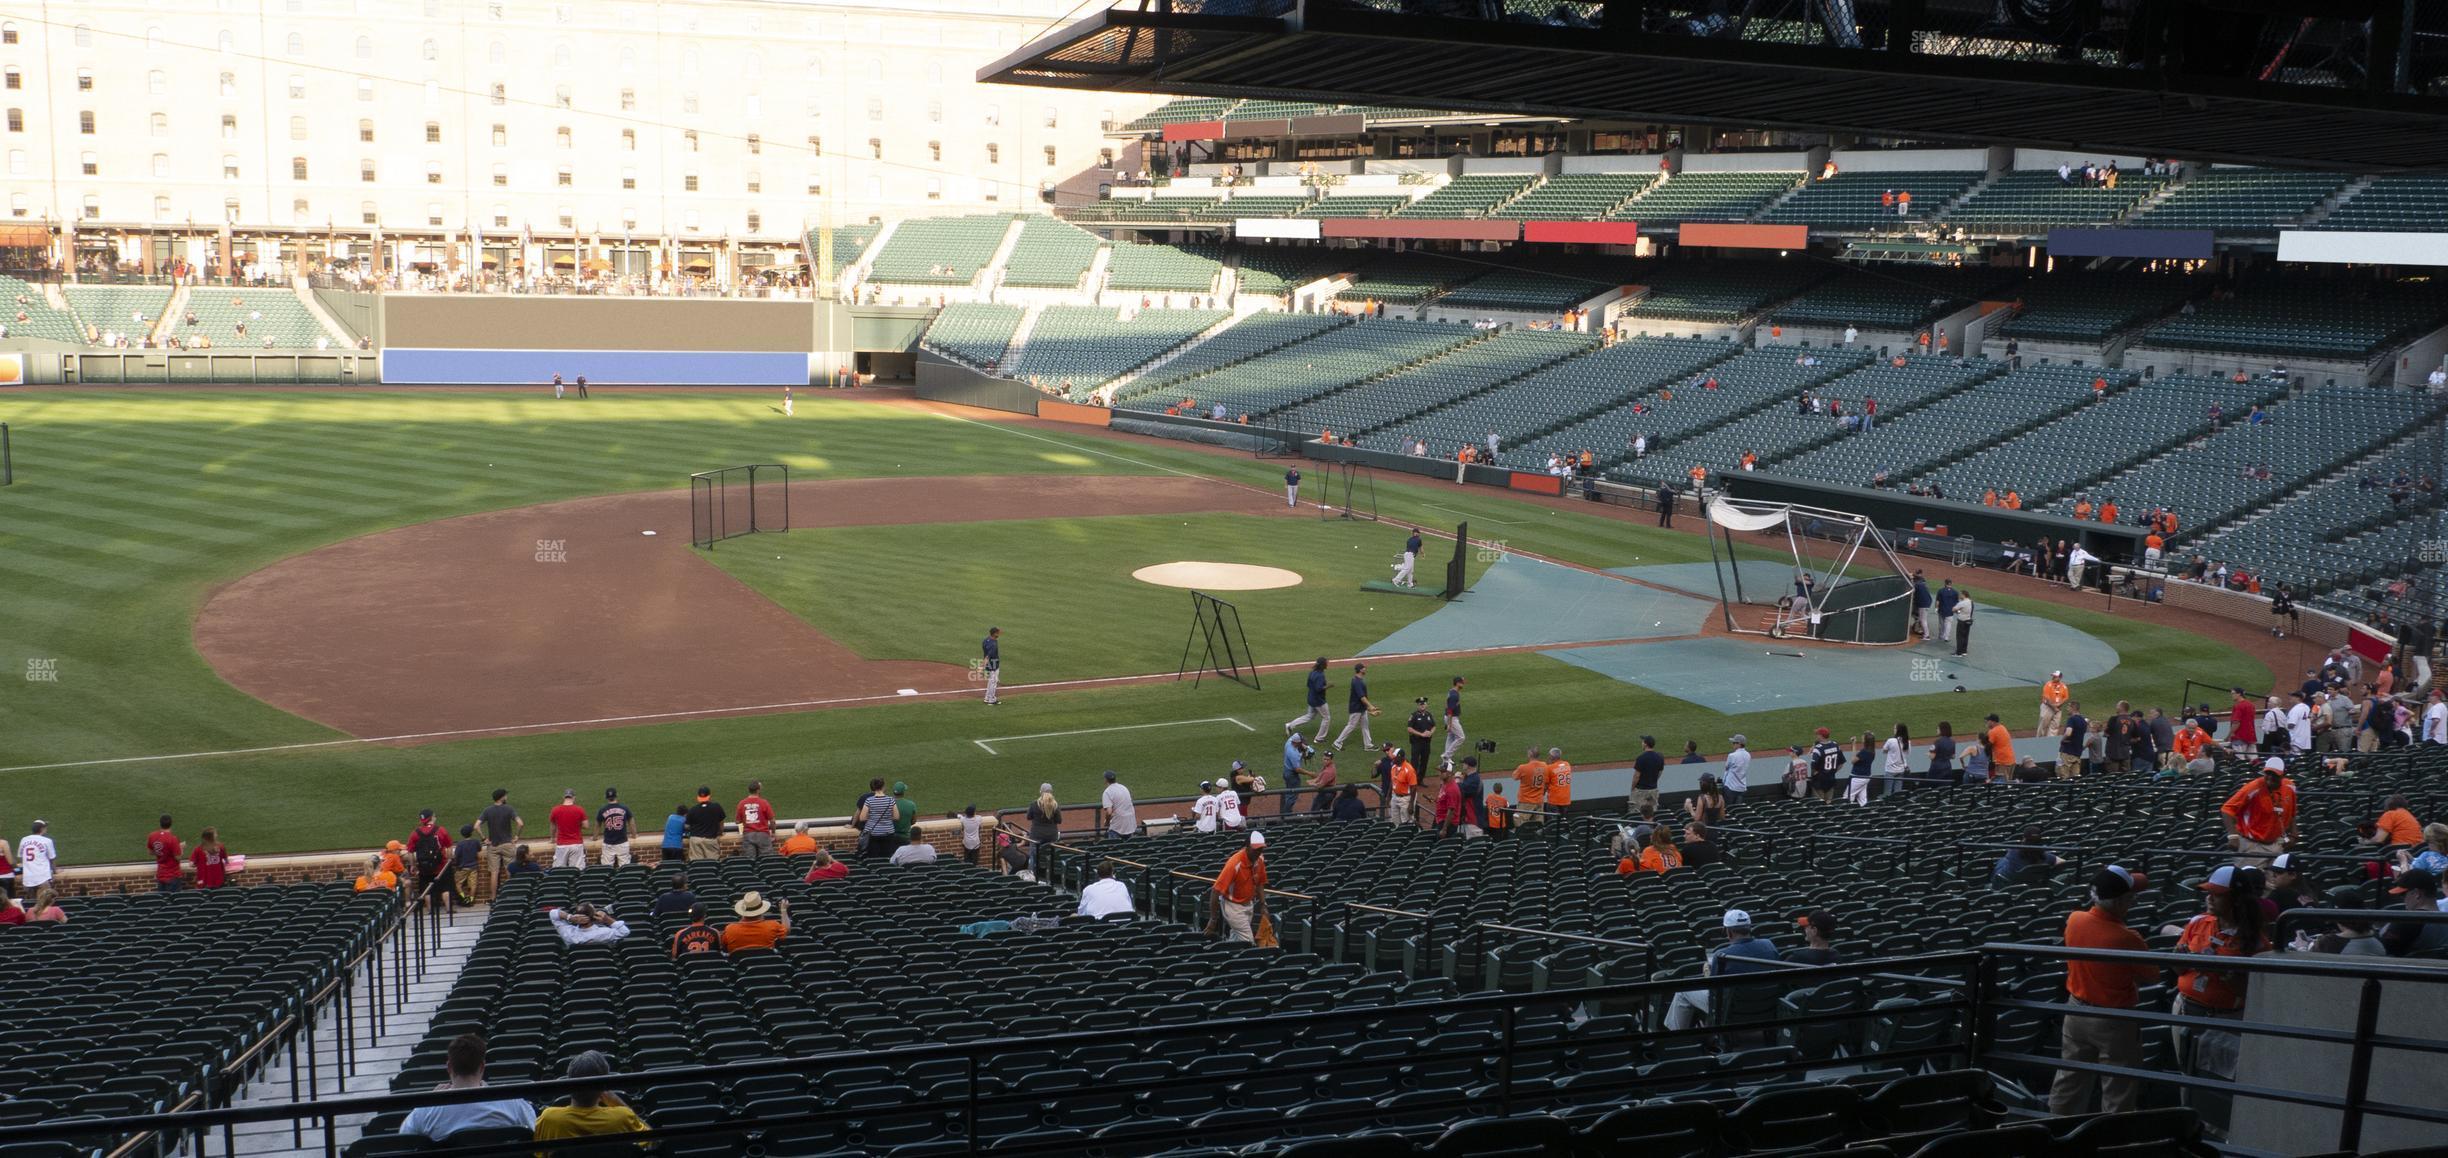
xmin=983 ymin=0 xmax=2448 ymax=171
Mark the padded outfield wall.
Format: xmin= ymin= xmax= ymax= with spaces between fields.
xmin=379 ymin=296 xmax=824 ymax=385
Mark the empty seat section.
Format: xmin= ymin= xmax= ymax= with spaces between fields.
xmin=999 ymin=218 xmax=1103 ymax=289
xmin=2125 ymin=168 xmax=2349 ymax=232
xmin=1207 ymin=194 xmax=1317 ymax=220
xmin=1628 ymin=356 xmax=2004 ymax=486
xmin=1119 ymin=312 xmax=1351 ymax=404
xmin=922 ymin=303 xmax=1025 ymax=369
xmin=1611 ymin=171 xmax=1801 ymax=223
xmin=1769 ymin=267 xmax=2022 ymax=332
xmin=2137 ymin=278 xmax=2448 ymax=360
xmin=1009 ymin=306 xmax=1227 ymax=392
xmin=182 ymin=287 xmax=328 ymax=347
xmin=1940 ymin=169 xmax=2167 ymax=233
xmin=1520 ymin=346 xmax=1867 ymax=471
xmin=1759 ymin=170 xmax=1982 ymax=228
xmin=1337 ymin=253 xmax=1484 ymax=306
xmin=1271 ymin=328 xmax=1595 ymax=440
xmin=1767 ymin=363 xmax=2113 ymax=489
xmin=1916 ymin=372 xmax=2276 ymax=508
xmin=2313 ymin=173 xmax=2448 ymax=232
xmin=62 ymin=285 xmax=174 ymax=344
xmin=867 ymin=215 xmax=1013 ymax=285
xmin=1148 ymin=320 xmax=1479 ymax=420
xmin=1618 ymin=262 xmax=1833 ymax=326
xmin=1367 ymin=336 xmax=1736 ymax=462
xmin=1994 ymin=276 xmax=2197 ymax=343
xmin=1300 ymin=193 xmax=1413 ymax=218
xmin=1393 ymin=174 xmax=1535 ymax=218
xmin=1498 ymin=172 xmax=1656 ymax=221
xmin=1120 ymin=97 xmax=1243 ymax=132
xmin=1105 ymin=243 xmax=1224 ymax=295
xmin=2064 ymin=382 xmax=2443 ymax=530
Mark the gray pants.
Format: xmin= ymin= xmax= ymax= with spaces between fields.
xmin=739 ymin=832 xmax=775 ymax=859
xmin=1918 ymin=607 xmax=1936 ymax=638
xmin=1333 ymin=709 xmax=1374 ymax=752
xmin=2050 ymin=1010 xmax=2143 ymax=1116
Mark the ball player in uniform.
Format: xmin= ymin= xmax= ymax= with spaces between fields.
xmin=1285 ymin=656 xmax=1332 ymax=742
xmin=981 ymin=627 xmax=1002 ymax=706
xmin=1441 ymin=676 xmax=1468 ymax=764
xmin=1284 ymin=465 xmax=1301 ymax=508
xmin=1395 ymin=528 xmax=1423 ymax=588
xmin=1332 ymin=661 xmax=1379 ymax=753
xmin=783 ymin=386 xmax=795 ymax=418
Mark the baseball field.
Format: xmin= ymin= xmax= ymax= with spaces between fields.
xmin=0 ymin=387 xmax=2271 ymax=861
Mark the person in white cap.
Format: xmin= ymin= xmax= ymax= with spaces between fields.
xmin=1662 ymin=909 xmax=1783 ymax=1031
xmin=1722 ymin=735 xmax=1751 ymax=795
xmin=1216 ymin=778 xmax=1247 ymax=831
xmin=1185 ymin=782 xmax=1221 ymax=834
xmin=1212 ymin=833 xmax=1268 ymax=943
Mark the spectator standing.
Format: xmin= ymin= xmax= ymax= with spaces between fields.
xmin=1807 ymin=728 xmax=1845 ymax=803
xmin=1212 ymin=833 xmax=1269 ymax=943
xmin=684 ymin=788 xmax=727 ymax=861
xmin=147 ymin=816 xmax=184 ymax=892
xmin=2166 ymin=865 xmax=2270 ymax=1126
xmin=1911 ymin=572 xmax=1934 ymax=639
xmin=1935 ymin=580 xmax=1960 ymax=643
xmin=1513 ymin=746 xmax=1549 ymax=825
xmin=2050 ymin=866 xmax=2156 ymax=1115
xmin=530 ymin=1053 xmax=646 ymax=1142
xmin=1076 ymin=861 xmax=1133 ymax=919
xmin=720 ymin=893 xmax=792 ymax=951
xmin=2058 ymin=702 xmax=2089 ymax=779
xmin=478 ymin=790 xmax=521 ymax=885
xmin=856 ymin=780 xmax=899 ymax=860
xmin=399 ymin=1035 xmax=539 ymax=1141
xmin=1024 ymin=785 xmax=1062 ymax=876
xmin=1722 ymin=735 xmax=1752 ymax=795
xmin=1456 ymin=757 xmax=1486 ymax=839
xmin=1951 ymin=590 xmax=1976 ymax=655
xmin=892 ymin=782 xmax=918 ymax=845
xmin=2424 ymin=688 xmax=2447 ymax=745
xmin=548 ymin=790 xmax=588 ymax=870
xmin=1631 ymin=736 xmax=1666 ymax=814
xmin=1878 ymin=724 xmax=1910 ymax=799
xmin=1307 ymin=754 xmax=1339 ymax=814
xmin=1927 ymin=723 xmax=1958 ymax=786
xmin=958 ymin=807 xmax=981 ymax=865
xmin=17 ymin=821 xmax=55 ymax=895
xmin=2221 ymin=758 xmax=2297 ymax=866
xmin=1983 ymin=714 xmax=2015 ymax=779
xmin=1430 ymin=766 xmax=1461 ymax=836
xmin=582 ymin=790 xmax=631 ymax=868
xmin=190 ymin=828 xmax=230 ymax=890
xmin=407 ymin=809 xmax=454 ymax=906
xmin=660 ymin=805 xmax=686 ymax=863
xmin=735 ymin=782 xmax=776 ymax=858
xmin=1101 ymin=771 xmax=1139 ymax=839
xmin=1685 ymin=773 xmax=1729 ymax=828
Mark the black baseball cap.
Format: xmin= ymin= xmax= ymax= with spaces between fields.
xmin=2390 ymin=869 xmax=2441 ymax=896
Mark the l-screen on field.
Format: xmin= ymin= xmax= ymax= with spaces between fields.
xmin=0 ymin=388 xmax=2263 ymax=857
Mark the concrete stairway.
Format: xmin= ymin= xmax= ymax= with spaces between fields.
xmin=226 ymin=909 xmax=486 ymax=1158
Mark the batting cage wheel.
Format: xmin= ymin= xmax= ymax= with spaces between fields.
xmin=689 ymin=464 xmax=790 ymax=549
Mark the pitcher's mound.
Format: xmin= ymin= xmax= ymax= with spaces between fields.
xmin=1132 ymin=561 xmax=1304 ymax=591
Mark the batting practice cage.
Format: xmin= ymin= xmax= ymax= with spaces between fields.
xmin=689 ymin=464 xmax=790 ymax=550
xmin=1177 ymin=591 xmax=1258 ymax=689
xmin=1705 ymin=498 xmax=1913 ymax=645
xmin=1319 ymin=461 xmax=1379 ymax=522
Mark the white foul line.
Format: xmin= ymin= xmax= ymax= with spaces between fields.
xmin=973 ymin=716 xmax=1255 ymax=756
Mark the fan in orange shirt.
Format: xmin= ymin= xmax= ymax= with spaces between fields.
xmin=1512 ymin=747 xmax=1548 ymax=819
xmin=353 ymin=854 xmax=399 ymax=892
xmin=2372 ymin=796 xmax=2423 ymax=848
xmin=1546 ymin=747 xmax=1574 ymax=807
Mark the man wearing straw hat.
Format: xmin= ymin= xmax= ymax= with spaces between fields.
xmin=720 ymin=892 xmax=792 ymax=952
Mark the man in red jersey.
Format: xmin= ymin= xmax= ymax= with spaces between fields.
xmin=548 ymin=790 xmax=588 ymax=870
xmin=736 ymin=781 xmax=777 ymax=859
xmin=146 ymin=815 xmax=184 ymax=892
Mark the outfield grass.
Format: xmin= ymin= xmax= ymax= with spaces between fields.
xmin=0 ymin=389 xmax=2268 ymax=865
